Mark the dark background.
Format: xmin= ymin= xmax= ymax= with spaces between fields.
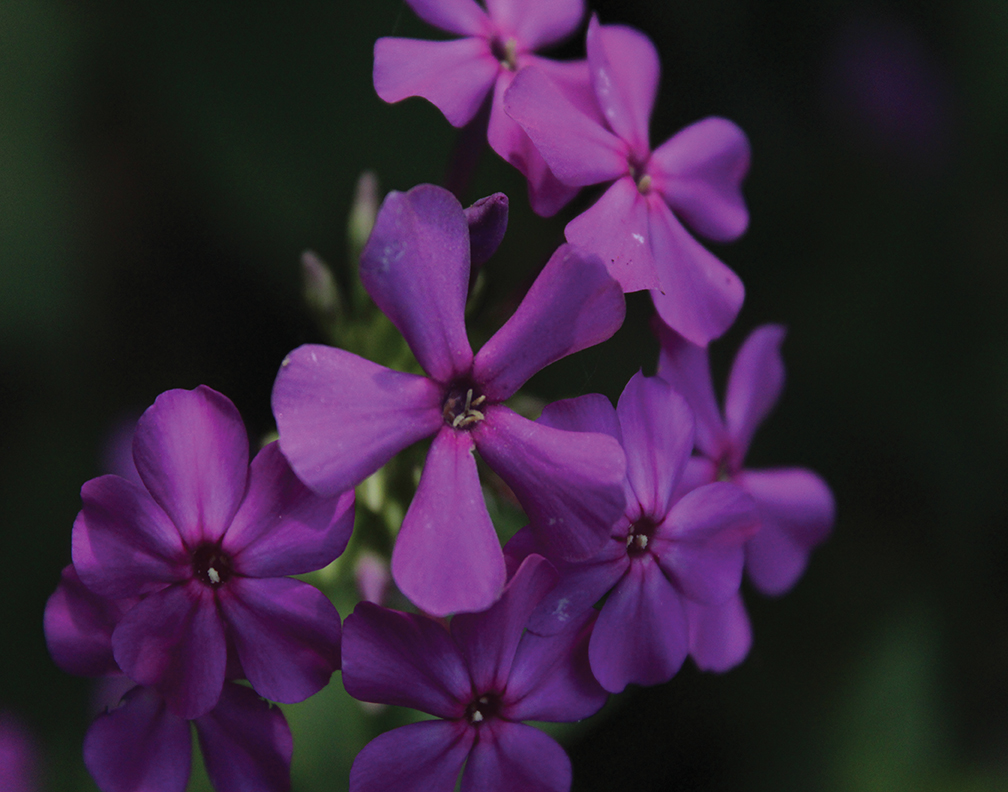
xmin=2 ymin=0 xmax=1005 ymax=789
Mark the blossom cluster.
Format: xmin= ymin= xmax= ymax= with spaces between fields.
xmin=45 ymin=1 xmax=834 ymax=791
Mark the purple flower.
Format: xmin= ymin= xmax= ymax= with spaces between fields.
xmin=272 ymin=184 xmax=627 ymax=617
xmin=505 ymin=371 xmax=757 ymax=691
xmin=44 ymin=564 xmax=294 ymax=792
xmin=655 ymin=322 xmax=836 ymax=597
xmin=373 ymin=0 xmax=595 ymax=215
xmin=71 ymin=385 xmax=353 ymax=719
xmin=342 ymin=554 xmax=606 ymax=792
xmin=505 ymin=15 xmax=751 ymax=345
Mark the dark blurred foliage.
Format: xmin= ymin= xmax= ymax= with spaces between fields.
xmin=1 ymin=0 xmax=1005 ymax=790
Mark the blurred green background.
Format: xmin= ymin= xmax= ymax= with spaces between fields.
xmin=2 ymin=0 xmax=1006 ymax=789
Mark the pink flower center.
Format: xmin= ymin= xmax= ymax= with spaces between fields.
xmin=490 ymin=36 xmax=519 ymax=71
xmin=443 ymin=385 xmax=487 ymax=430
xmin=191 ymin=543 xmax=234 ymax=587
xmin=465 ymin=693 xmax=501 ymax=725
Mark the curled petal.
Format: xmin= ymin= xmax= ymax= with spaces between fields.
xmin=219 ymin=577 xmax=341 ymax=704
xmin=487 ymin=0 xmax=584 ymax=51
xmin=223 ymin=442 xmax=355 ymax=578
xmin=132 ymin=386 xmax=249 ymax=546
xmin=724 ymin=324 xmax=787 ymax=463
xmin=112 ymin=581 xmax=226 ymax=720
xmin=360 ymin=185 xmax=475 ymax=382
xmin=474 ymin=244 xmax=625 ymax=401
xmin=350 ymin=720 xmax=473 ymax=792
xmin=194 ymin=683 xmax=293 ymax=792
xmin=648 ymin=200 xmax=745 ymax=346
xmin=474 ymin=406 xmax=626 ymax=561
xmin=83 ymin=686 xmax=191 ymax=792
xmin=374 ymin=37 xmax=498 ymax=127
xmin=405 ymin=0 xmax=491 ymax=37
xmin=272 ymin=345 xmax=444 ymax=496
xmin=460 ymin=721 xmax=571 ymax=792
xmin=465 ymin=192 xmax=509 ymax=269
xmin=649 ymin=117 xmax=751 ymax=242
xmin=686 ymin=593 xmax=752 ymax=673
xmin=342 ymin=602 xmax=470 ymax=718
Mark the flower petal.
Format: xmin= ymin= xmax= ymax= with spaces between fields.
xmin=460 ymin=721 xmax=571 ymax=792
xmin=72 ymin=475 xmax=186 ymax=599
xmin=360 ymin=185 xmax=475 ymax=382
xmin=474 ymin=244 xmax=625 ymax=401
xmin=616 ymin=371 xmax=695 ymax=517
xmin=465 ymin=192 xmax=509 ymax=269
xmin=350 ymin=720 xmax=473 ymax=792
xmin=83 ymin=686 xmax=191 ymax=792
xmin=737 ymin=467 xmax=835 ymax=595
xmin=654 ymin=482 xmax=755 ymax=605
xmin=505 ymin=610 xmax=607 ymax=722
xmin=112 ymin=581 xmax=226 ymax=720
xmin=588 ymin=559 xmax=688 ymax=692
xmin=537 ymin=393 xmax=620 ymax=440
xmin=474 ymin=406 xmax=626 ymax=560
xmin=504 ymin=65 xmax=628 ymax=186
xmin=219 ymin=577 xmax=341 ymax=704
xmin=342 ymin=601 xmax=470 ymax=718
xmin=565 ymin=178 xmax=659 ymax=292
xmin=649 ymin=117 xmax=751 ymax=242
xmin=653 ymin=319 xmax=728 ymax=459
xmin=648 ymin=199 xmax=745 ymax=346
xmin=586 ymin=17 xmax=658 ymax=161
xmin=487 ymin=0 xmax=584 ymax=50
xmin=194 ymin=683 xmax=293 ymax=792
xmin=686 ymin=593 xmax=752 ymax=672
xmin=724 ymin=324 xmax=787 ymax=463
xmin=405 ymin=0 xmax=491 ymax=37
xmin=374 ymin=37 xmax=498 ymax=127
xmin=132 ymin=386 xmax=249 ymax=546
xmin=222 ymin=442 xmax=355 ymax=578
xmin=451 ymin=554 xmax=557 ymax=694
xmin=272 ymin=345 xmax=443 ymax=496
xmin=392 ymin=427 xmax=506 ymax=617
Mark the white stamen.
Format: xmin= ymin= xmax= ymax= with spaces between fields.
xmin=471 ymin=710 xmax=484 ymax=723
xmin=208 ymin=567 xmax=221 ymax=584
xmin=634 ymin=534 xmax=648 ymax=550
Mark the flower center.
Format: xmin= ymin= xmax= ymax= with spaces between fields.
xmin=465 ymin=693 xmax=500 ymax=726
xmin=628 ymin=162 xmax=653 ymax=194
xmin=490 ymin=36 xmax=519 ymax=71
xmin=191 ymin=543 xmax=234 ymax=587
xmin=625 ymin=516 xmax=658 ymax=558
xmin=443 ymin=385 xmax=486 ymax=430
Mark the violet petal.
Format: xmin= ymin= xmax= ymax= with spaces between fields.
xmin=686 ymin=593 xmax=752 ymax=672
xmin=272 ymin=344 xmax=443 ymax=496
xmin=349 ymin=720 xmax=473 ymax=792
xmin=405 ymin=0 xmax=491 ymax=37
xmin=460 ymin=721 xmax=571 ymax=792
xmin=391 ymin=427 xmax=506 ymax=617
xmin=219 ymin=576 xmax=341 ymax=704
xmin=464 ymin=192 xmax=509 ymax=268
xmin=342 ymin=601 xmax=470 ymax=718
xmin=538 ymin=393 xmax=620 ymax=440
xmin=724 ymin=324 xmax=787 ymax=463
xmin=487 ymin=0 xmax=584 ymax=51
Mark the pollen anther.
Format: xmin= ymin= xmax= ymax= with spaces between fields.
xmin=208 ymin=567 xmax=221 ymax=584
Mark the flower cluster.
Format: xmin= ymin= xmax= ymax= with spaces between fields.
xmin=46 ymin=2 xmax=834 ymax=791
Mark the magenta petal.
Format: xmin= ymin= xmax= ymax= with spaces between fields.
xmin=617 ymin=372 xmax=695 ymax=517
xmin=392 ymin=428 xmax=506 ymax=616
xmin=405 ymin=0 xmax=491 ymax=37
xmin=460 ymin=721 xmax=571 ymax=792
xmin=586 ymin=17 xmax=659 ymax=161
xmin=222 ymin=442 xmax=355 ymax=578
xmin=653 ymin=319 xmax=728 ymax=459
xmin=374 ymin=37 xmax=498 ymax=127
xmin=589 ymin=560 xmax=688 ymax=692
xmin=649 ymin=117 xmax=751 ymax=242
xmin=505 ymin=610 xmax=607 ymax=722
xmin=737 ymin=467 xmax=835 ymax=595
xmin=194 ymin=683 xmax=293 ymax=792
xmin=474 ymin=244 xmax=625 ymax=401
xmin=474 ymin=406 xmax=626 ymax=560
xmin=648 ymin=200 xmax=745 ymax=346
xmin=219 ymin=577 xmax=341 ymax=704
xmin=342 ymin=601 xmax=470 ymax=717
xmin=83 ymin=686 xmax=191 ymax=792
xmin=112 ymin=581 xmax=226 ymax=719
xmin=538 ymin=393 xmax=620 ymax=439
xmin=504 ymin=65 xmax=628 ymax=186
xmin=686 ymin=593 xmax=752 ymax=672
xmin=44 ymin=565 xmax=132 ymax=677
xmin=272 ymin=345 xmax=443 ymax=495
xmin=72 ymin=475 xmax=186 ymax=599
xmin=465 ymin=192 xmax=509 ymax=268
xmin=724 ymin=324 xmax=787 ymax=462
xmin=132 ymin=386 xmax=249 ymax=546
xmin=451 ymin=555 xmax=557 ymax=694
xmin=566 ymin=178 xmax=659 ymax=292
xmin=360 ymin=185 xmax=475 ymax=381
xmin=350 ymin=720 xmax=473 ymax=792
xmin=487 ymin=0 xmax=584 ymax=50
xmin=654 ymin=482 xmax=755 ymax=605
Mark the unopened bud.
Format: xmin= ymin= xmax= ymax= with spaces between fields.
xmin=302 ymin=250 xmax=341 ymax=321
xmin=348 ymin=171 xmax=380 ymax=255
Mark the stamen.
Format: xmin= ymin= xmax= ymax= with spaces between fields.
xmin=471 ymin=710 xmax=484 ymax=723
xmin=207 ymin=567 xmax=221 ymax=584
xmin=637 ymin=174 xmax=652 ymax=194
